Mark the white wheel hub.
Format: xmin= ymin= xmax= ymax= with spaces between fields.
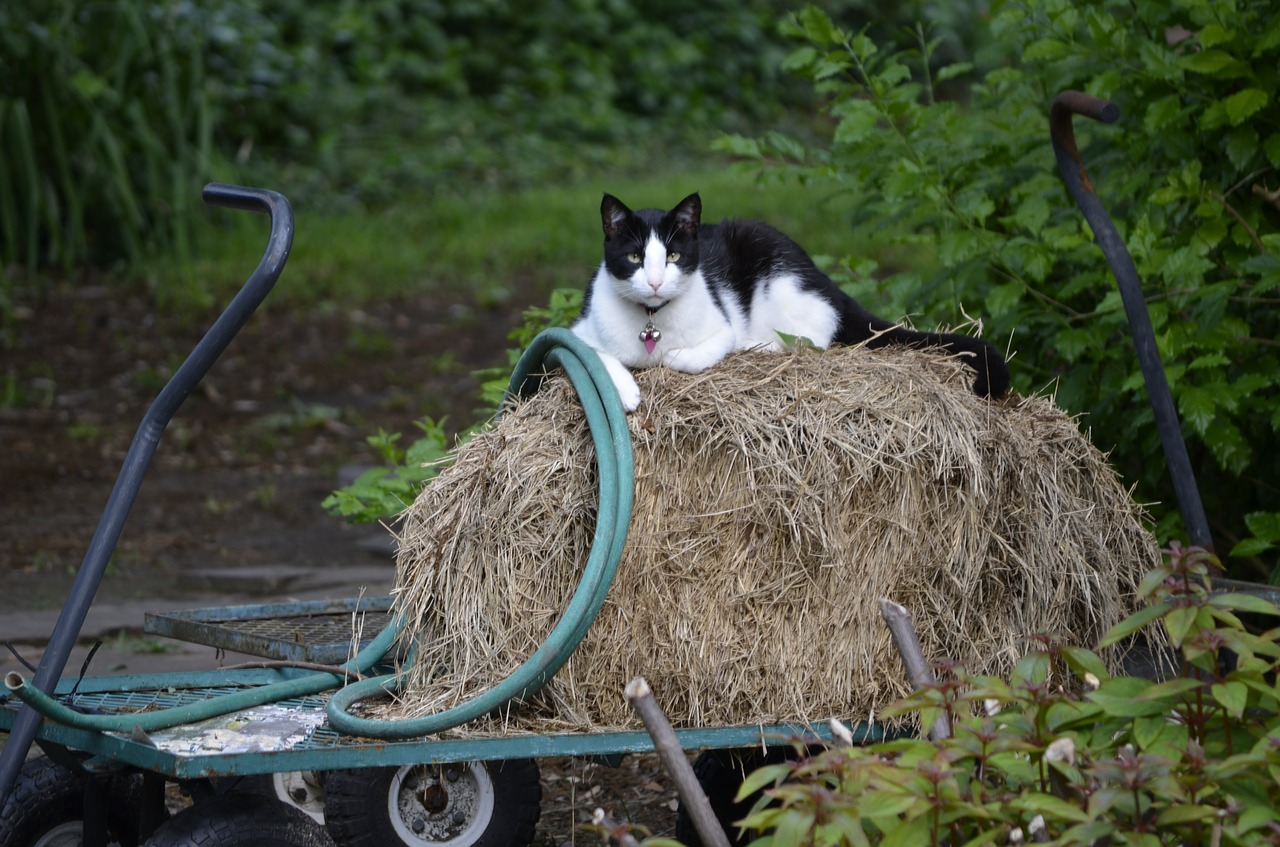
xmin=32 ymin=821 xmax=124 ymax=847
xmin=387 ymin=762 xmax=495 ymax=846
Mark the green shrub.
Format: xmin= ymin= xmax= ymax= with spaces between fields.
xmin=722 ymin=1 xmax=1280 ymax=577
xmin=734 ymin=544 xmax=1280 ymax=846
xmin=320 ymin=419 xmax=460 ymax=523
xmin=0 ymin=0 xmax=216 ymax=272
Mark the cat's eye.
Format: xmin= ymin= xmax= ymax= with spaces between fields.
xmin=627 ymin=253 xmax=642 ymax=264
xmin=667 ymin=252 xmax=681 ymax=263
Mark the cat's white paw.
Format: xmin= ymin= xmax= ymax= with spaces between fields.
xmin=612 ymin=371 xmax=642 ymax=411
xmin=600 ymin=353 xmax=642 ymax=411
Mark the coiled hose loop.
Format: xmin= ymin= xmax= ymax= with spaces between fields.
xmin=325 ymin=329 xmax=634 ymax=737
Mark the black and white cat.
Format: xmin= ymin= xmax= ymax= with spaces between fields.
xmin=572 ymin=192 xmax=1010 ymax=411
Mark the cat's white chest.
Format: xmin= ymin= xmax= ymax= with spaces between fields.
xmin=574 ymin=265 xmax=737 ymax=369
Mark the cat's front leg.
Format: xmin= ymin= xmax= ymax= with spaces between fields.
xmin=661 ymin=330 xmax=736 ymax=375
xmin=595 ymin=351 xmax=642 ymax=411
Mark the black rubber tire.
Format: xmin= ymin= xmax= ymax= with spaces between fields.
xmin=323 ymin=760 xmax=541 ymax=847
xmin=144 ymin=794 xmax=333 ymax=847
xmin=214 ymin=772 xmax=327 ymax=825
xmin=0 ymin=756 xmax=153 ymax=847
xmin=676 ymin=748 xmax=793 ymax=847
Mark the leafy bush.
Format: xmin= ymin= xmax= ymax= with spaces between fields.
xmin=734 ymin=544 xmax=1280 ymax=846
xmin=720 ymin=1 xmax=1280 ymax=577
xmin=0 ymin=1 xmax=217 ymax=272
xmin=320 ymin=419 xmax=459 ymax=523
xmin=0 ymin=0 xmax=815 ymax=284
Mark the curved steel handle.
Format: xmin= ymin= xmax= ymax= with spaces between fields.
xmin=1049 ymin=92 xmax=1212 ymax=551
xmin=0 ymin=184 xmax=294 ymax=806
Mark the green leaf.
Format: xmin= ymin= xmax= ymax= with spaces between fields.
xmin=712 ymin=134 xmax=763 ymax=159
xmin=1162 ymin=245 xmax=1214 ymax=286
xmin=1164 ymin=604 xmax=1202 ymax=646
xmin=1011 ymin=194 xmax=1051 ymax=236
xmin=1211 ymin=680 xmax=1249 ymax=717
xmin=936 ymin=62 xmax=974 ymax=82
xmin=1224 ymin=88 xmax=1268 ymax=125
xmin=1060 ymin=646 xmax=1109 ymax=682
xmin=735 ymin=763 xmax=793 ymax=801
xmin=1054 ymin=327 xmax=1095 ymax=364
xmin=878 ymin=815 xmax=933 ymax=847
xmin=857 ymin=790 xmax=920 ymax=818
xmin=1157 ymin=804 xmax=1218 ymax=826
xmin=1011 ymin=792 xmax=1089 ymax=822
xmin=1023 ymin=39 xmax=1072 ymax=61
xmin=772 ymin=808 xmax=817 ymax=847
xmin=794 ymin=6 xmax=838 ymax=46
xmin=1180 ymin=49 xmax=1247 ymax=76
xmin=1143 ymin=94 xmax=1185 ymax=133
xmin=984 ymin=282 xmax=1023 ymax=319
xmin=956 ymin=830 xmax=1005 ymax=847
xmin=1245 ymin=511 xmax=1280 ymax=542
xmin=1265 ymin=133 xmax=1280 ymax=168
xmin=781 ymin=46 xmax=818 ymax=74
xmin=1178 ymin=387 xmax=1216 ymax=435
xmin=1131 ymin=715 xmax=1164 ymax=753
xmin=1089 ymin=678 xmax=1170 ymax=717
xmin=1236 ymin=804 xmax=1280 ymax=833
xmin=832 ymin=100 xmax=880 ymax=147
xmin=1011 ymin=651 xmax=1050 ymax=687
xmin=1133 ymin=676 xmax=1204 ymax=702
xmin=1099 ymin=604 xmax=1169 ymax=646
xmin=1207 ymin=592 xmax=1280 ymax=616
xmin=1231 ymin=537 xmax=1275 ymax=557
xmin=1198 ymin=23 xmax=1233 ymax=48
xmin=1225 ymin=126 xmax=1260 ymax=170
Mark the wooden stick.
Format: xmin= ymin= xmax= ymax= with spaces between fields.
xmin=625 ymin=677 xmax=732 ymax=847
xmin=878 ymin=599 xmax=951 ymax=740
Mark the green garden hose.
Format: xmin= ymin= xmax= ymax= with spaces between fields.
xmin=325 ymin=328 xmax=634 ymax=737
xmin=5 ymin=329 xmax=634 ymax=740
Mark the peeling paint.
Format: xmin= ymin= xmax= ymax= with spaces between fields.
xmin=112 ymin=704 xmax=326 ymax=756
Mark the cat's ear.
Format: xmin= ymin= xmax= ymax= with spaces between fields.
xmin=601 ymin=193 xmax=631 ymax=240
xmin=671 ymin=192 xmax=701 ymax=237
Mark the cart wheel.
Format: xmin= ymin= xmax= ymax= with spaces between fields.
xmin=323 ymin=760 xmax=541 ymax=847
xmin=144 ymin=794 xmax=333 ymax=847
xmin=0 ymin=756 xmax=155 ymax=847
xmin=676 ymin=748 xmax=794 ymax=847
xmin=218 ymin=772 xmax=327 ymax=824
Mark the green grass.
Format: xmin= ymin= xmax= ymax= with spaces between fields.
xmin=141 ymin=160 xmax=876 ymax=314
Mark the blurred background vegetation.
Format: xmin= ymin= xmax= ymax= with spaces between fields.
xmin=2 ymin=0 xmax=1277 ymax=579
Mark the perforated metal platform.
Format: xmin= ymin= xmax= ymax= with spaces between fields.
xmin=143 ymin=597 xmax=395 ymax=663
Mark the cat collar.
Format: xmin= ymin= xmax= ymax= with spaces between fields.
xmin=640 ymin=304 xmax=664 ymax=354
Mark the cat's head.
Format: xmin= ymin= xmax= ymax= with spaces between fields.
xmin=599 ymin=192 xmax=701 ymax=308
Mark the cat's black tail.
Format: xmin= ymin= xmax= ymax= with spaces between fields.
xmin=834 ymin=300 xmax=1010 ymax=399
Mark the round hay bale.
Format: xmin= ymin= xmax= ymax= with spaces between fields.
xmin=387 ymin=345 xmax=1157 ymax=734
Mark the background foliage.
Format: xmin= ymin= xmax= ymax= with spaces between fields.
xmin=721 ymin=0 xmax=1280 ymax=575
xmin=0 ymin=0 xmax=810 ymax=276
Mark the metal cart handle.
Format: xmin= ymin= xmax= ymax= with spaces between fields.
xmin=0 ymin=184 xmax=294 ymax=805
xmin=1050 ymin=91 xmax=1213 ymax=552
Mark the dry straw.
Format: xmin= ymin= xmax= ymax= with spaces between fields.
xmin=387 ymin=345 xmax=1157 ymax=734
